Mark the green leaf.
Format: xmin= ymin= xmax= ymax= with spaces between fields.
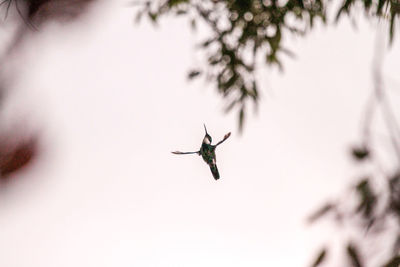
xmin=202 ymin=38 xmax=215 ymax=47
xmin=355 ymin=179 xmax=376 ymax=218
xmin=336 ymin=0 xmax=355 ymax=21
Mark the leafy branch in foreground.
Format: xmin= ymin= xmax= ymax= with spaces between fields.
xmin=133 ymin=0 xmax=399 ymax=131
xmin=133 ymin=0 xmax=325 ymax=131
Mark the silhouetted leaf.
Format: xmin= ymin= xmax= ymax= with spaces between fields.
xmin=355 ymin=179 xmax=376 ymax=219
xmin=347 ymin=243 xmax=363 ymax=267
xmin=187 ymin=70 xmax=201 ymax=80
xmin=167 ymin=0 xmax=188 ymax=7
xmin=311 ymin=248 xmax=327 ymax=267
xmin=148 ymin=12 xmax=158 ymax=22
xmin=0 ymin=136 xmax=37 ymax=178
xmin=308 ymin=203 xmax=335 ymax=223
xmin=351 ymin=146 xmax=370 ymax=161
xmin=225 ymin=100 xmax=238 ymax=113
xmin=238 ymin=106 xmax=245 ymax=133
xmin=389 ymin=172 xmax=400 ymax=215
xmin=389 ymin=11 xmax=396 ymax=44
xmin=383 ymin=255 xmax=400 ymax=267
xmin=134 ymin=11 xmax=143 ymax=24
xmin=376 ymin=0 xmax=386 ymax=15
xmin=336 ymin=0 xmax=355 ymax=21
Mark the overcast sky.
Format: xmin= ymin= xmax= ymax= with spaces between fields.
xmin=0 ymin=1 xmax=399 ymax=267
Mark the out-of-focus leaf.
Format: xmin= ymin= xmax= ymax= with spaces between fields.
xmin=383 ymin=255 xmax=400 ymax=267
xmin=347 ymin=243 xmax=363 ymax=267
xmin=187 ymin=70 xmax=201 ymax=80
xmin=389 ymin=11 xmax=396 ymax=44
xmin=225 ymin=100 xmax=238 ymax=113
xmin=280 ymin=47 xmax=296 ymax=59
xmin=393 ymin=235 xmax=400 ymax=255
xmin=0 ymin=137 xmax=37 ymax=178
xmin=364 ymin=0 xmax=372 ymax=10
xmin=238 ymin=106 xmax=245 ymax=133
xmin=202 ymin=38 xmax=215 ymax=47
xmin=336 ymin=0 xmax=355 ymax=21
xmin=167 ymin=0 xmax=189 ymax=7
xmin=190 ymin=18 xmax=196 ymax=30
xmin=248 ymin=81 xmax=258 ymax=101
xmin=176 ymin=10 xmax=187 ymax=15
xmin=308 ymin=203 xmax=335 ymax=223
xmin=389 ymin=172 xmax=400 ymax=215
xmin=355 ymin=179 xmax=376 ymax=219
xmin=311 ymin=248 xmax=327 ymax=267
xmin=351 ymin=146 xmax=370 ymax=161
xmin=148 ymin=12 xmax=158 ymax=22
xmin=134 ymin=11 xmax=143 ymax=23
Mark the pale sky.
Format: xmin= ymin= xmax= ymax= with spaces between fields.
xmin=0 ymin=1 xmax=399 ymax=267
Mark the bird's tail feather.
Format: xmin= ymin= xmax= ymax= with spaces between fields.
xmin=210 ymin=164 xmax=220 ymax=180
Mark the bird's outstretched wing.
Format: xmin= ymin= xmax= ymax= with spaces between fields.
xmin=171 ymin=151 xmax=199 ymax=155
xmin=215 ymin=132 xmax=231 ymax=147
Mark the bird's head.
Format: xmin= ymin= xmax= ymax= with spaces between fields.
xmin=203 ymin=124 xmax=212 ymax=144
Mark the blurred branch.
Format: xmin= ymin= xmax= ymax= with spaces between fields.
xmin=372 ymin=29 xmax=400 ymax=164
xmin=308 ymin=28 xmax=400 ymax=266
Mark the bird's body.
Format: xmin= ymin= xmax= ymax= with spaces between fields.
xmin=172 ymin=125 xmax=231 ymax=180
xmin=200 ymin=141 xmax=219 ymax=179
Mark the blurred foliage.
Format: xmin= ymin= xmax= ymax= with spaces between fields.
xmin=134 ymin=0 xmax=325 ymax=131
xmin=133 ymin=0 xmax=399 ymax=131
xmin=352 ymin=146 xmax=370 ymax=161
xmin=308 ymin=53 xmax=400 ymax=265
xmin=347 ymin=243 xmax=364 ymax=267
xmin=0 ymin=135 xmax=37 ymax=179
xmin=310 ymin=248 xmax=327 ymax=267
xmin=0 ymin=0 xmax=95 ymax=28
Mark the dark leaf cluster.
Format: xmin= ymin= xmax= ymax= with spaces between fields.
xmin=134 ymin=0 xmax=325 ymax=131
xmin=309 ymin=153 xmax=400 ymax=266
xmin=134 ymin=0 xmax=398 ymax=131
xmin=336 ymin=0 xmax=400 ymax=43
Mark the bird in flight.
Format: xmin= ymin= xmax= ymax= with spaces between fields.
xmin=172 ymin=124 xmax=231 ymax=180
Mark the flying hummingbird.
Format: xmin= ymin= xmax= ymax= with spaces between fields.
xmin=172 ymin=124 xmax=231 ymax=180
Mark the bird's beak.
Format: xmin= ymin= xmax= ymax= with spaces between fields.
xmin=203 ymin=124 xmax=208 ymax=135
